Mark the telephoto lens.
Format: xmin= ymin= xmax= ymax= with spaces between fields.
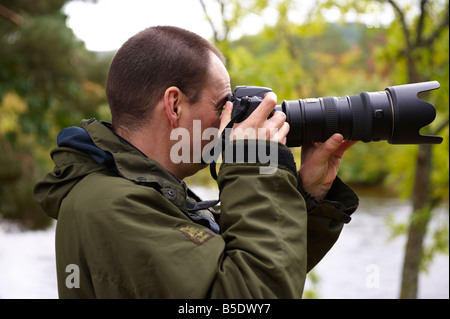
xmin=275 ymin=81 xmax=442 ymax=147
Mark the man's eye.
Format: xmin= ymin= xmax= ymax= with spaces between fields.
xmin=217 ymin=104 xmax=225 ymax=114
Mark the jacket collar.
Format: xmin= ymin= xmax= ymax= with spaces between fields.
xmin=82 ymin=118 xmax=189 ymax=212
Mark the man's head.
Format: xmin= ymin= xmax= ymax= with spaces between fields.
xmin=106 ymin=26 xmax=231 ymax=179
xmin=106 ymin=26 xmax=226 ymax=133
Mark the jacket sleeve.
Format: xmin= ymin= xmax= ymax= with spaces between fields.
xmin=210 ymin=141 xmax=307 ymax=298
xmin=210 ymin=140 xmax=359 ymax=297
xmin=298 ymin=176 xmax=359 ymax=271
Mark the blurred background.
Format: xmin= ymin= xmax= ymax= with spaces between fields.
xmin=0 ymin=0 xmax=448 ymax=299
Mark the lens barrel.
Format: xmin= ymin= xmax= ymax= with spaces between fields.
xmin=277 ymin=81 xmax=442 ymax=147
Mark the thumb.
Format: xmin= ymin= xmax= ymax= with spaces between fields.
xmin=317 ymin=133 xmax=344 ymax=159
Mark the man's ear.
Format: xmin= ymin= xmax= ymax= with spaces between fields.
xmin=163 ymin=86 xmax=183 ymax=128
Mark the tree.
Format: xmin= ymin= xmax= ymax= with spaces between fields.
xmin=309 ymin=0 xmax=449 ymax=298
xmin=381 ymin=0 xmax=449 ymax=299
xmin=198 ymin=0 xmax=269 ymax=67
xmin=0 ymin=0 xmax=110 ymax=228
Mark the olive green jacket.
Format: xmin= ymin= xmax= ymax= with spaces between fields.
xmin=34 ymin=119 xmax=358 ymax=298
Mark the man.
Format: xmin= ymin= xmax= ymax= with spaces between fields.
xmin=34 ymin=26 xmax=358 ymax=298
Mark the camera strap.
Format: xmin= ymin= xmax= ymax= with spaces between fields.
xmin=204 ymin=111 xmax=245 ymax=181
xmin=204 ymin=96 xmax=254 ymax=180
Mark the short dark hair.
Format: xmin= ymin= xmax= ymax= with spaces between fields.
xmin=106 ymin=26 xmax=225 ymax=131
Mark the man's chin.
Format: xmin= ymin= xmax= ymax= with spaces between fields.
xmin=183 ymin=162 xmax=209 ymax=179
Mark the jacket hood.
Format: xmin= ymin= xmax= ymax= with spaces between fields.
xmin=34 ymin=119 xmax=185 ymax=219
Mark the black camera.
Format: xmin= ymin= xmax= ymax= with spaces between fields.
xmin=229 ymin=81 xmax=443 ymax=147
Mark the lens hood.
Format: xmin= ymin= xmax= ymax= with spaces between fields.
xmin=387 ymin=81 xmax=443 ymax=144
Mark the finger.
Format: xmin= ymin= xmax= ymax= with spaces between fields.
xmin=246 ymin=92 xmax=277 ymax=123
xmin=334 ymin=140 xmax=358 ymax=158
xmin=219 ymin=101 xmax=233 ymax=134
xmin=265 ymin=110 xmax=286 ymax=128
xmin=277 ymin=121 xmax=290 ymax=144
xmin=315 ymin=133 xmax=344 ymax=160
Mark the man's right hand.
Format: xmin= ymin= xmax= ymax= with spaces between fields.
xmin=219 ymin=92 xmax=290 ymax=145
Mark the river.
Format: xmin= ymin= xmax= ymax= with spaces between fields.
xmin=0 ymin=186 xmax=448 ymax=299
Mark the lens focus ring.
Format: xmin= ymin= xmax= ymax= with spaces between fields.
xmin=323 ymin=97 xmax=339 ymax=139
xmin=350 ymin=93 xmax=372 ymax=142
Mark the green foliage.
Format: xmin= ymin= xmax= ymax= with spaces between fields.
xmin=422 ymin=215 xmax=449 ymax=272
xmin=0 ymin=0 xmax=112 ymax=229
xmin=191 ymin=1 xmax=449 ymax=201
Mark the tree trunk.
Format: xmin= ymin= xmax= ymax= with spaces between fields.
xmin=399 ymin=143 xmax=433 ymax=299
